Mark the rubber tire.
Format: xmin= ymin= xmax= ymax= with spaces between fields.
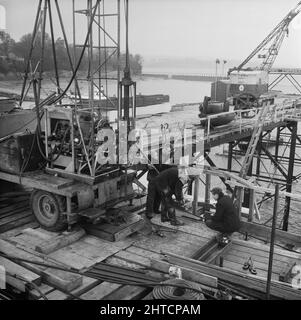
xmin=30 ymin=190 xmax=67 ymax=232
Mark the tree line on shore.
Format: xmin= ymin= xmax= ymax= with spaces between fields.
xmin=0 ymin=31 xmax=143 ymax=78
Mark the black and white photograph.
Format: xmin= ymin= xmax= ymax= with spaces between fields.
xmin=0 ymin=0 xmax=301 ymax=311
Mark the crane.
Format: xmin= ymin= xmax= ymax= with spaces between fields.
xmin=235 ymin=1 xmax=301 ymax=72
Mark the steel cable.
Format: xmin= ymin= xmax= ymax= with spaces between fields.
xmin=152 ymin=278 xmax=205 ymax=300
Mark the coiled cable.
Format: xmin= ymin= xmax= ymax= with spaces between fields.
xmin=152 ymin=278 xmax=205 ymax=300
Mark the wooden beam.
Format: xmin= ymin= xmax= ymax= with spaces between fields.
xmin=162 ymin=251 xmax=301 ymax=300
xmin=239 ymin=220 xmax=301 ymax=247
xmin=0 ymin=239 xmax=82 ymax=292
xmin=0 ymin=256 xmax=41 ymax=292
xmin=35 ymin=228 xmax=86 ymax=254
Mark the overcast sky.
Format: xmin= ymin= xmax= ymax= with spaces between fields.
xmin=0 ymin=0 xmax=301 ymax=67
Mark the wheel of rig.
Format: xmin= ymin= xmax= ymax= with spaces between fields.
xmin=234 ymin=92 xmax=259 ymax=118
xmin=30 ymin=190 xmax=67 ymax=231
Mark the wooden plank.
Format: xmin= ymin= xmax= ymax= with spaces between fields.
xmin=0 ymin=192 xmax=30 ymax=200
xmin=42 ymin=290 xmax=69 ymax=300
xmin=0 ymin=204 xmax=30 ymax=218
xmin=0 ymin=200 xmax=29 ymax=214
xmin=28 ymin=283 xmax=55 ymax=300
xmin=35 ymin=228 xmax=86 ymax=254
xmin=220 ymin=259 xmax=279 ymax=280
xmin=82 ymin=235 xmax=135 ymax=250
xmin=48 ymin=237 xmax=121 ymax=270
xmin=80 ymin=282 xmax=122 ymax=300
xmin=150 ymin=259 xmax=218 ymax=288
xmin=150 ymin=215 xmax=214 ymax=240
xmin=10 ymin=233 xmax=48 ymax=251
xmin=42 ymin=267 xmax=82 ymax=292
xmin=104 ymin=285 xmax=150 ymax=300
xmin=125 ymin=246 xmax=162 ymax=261
xmin=232 ymin=239 xmax=301 ymax=260
xmin=114 ymin=251 xmax=151 ymax=267
xmin=227 ymin=245 xmax=300 ymax=268
xmin=84 ymin=215 xmax=144 ymax=242
xmin=140 ymin=220 xmax=212 ymax=246
xmin=0 ymin=239 xmax=83 ymax=292
xmin=71 ymin=277 xmax=101 ymax=297
xmin=0 ymin=257 xmax=41 ymax=292
xmin=48 ymin=249 xmax=96 ymax=270
xmin=240 ymin=221 xmax=301 ymax=247
xmin=0 ymin=239 xmax=47 ymax=273
xmin=133 ymin=232 xmax=201 ymax=257
xmin=0 ymin=211 xmax=32 ymax=227
xmin=222 ymin=254 xmax=282 ymax=275
xmin=21 ymin=228 xmax=54 ymax=240
xmin=0 ymin=215 xmax=34 ymax=233
xmin=163 ymin=252 xmax=301 ymax=300
xmin=42 ymin=279 xmax=101 ymax=300
xmin=0 ymin=221 xmax=39 ymax=239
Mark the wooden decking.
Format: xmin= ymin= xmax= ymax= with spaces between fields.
xmin=1 ymin=193 xmax=301 ymax=300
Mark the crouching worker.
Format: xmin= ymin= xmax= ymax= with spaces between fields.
xmin=205 ymin=187 xmax=240 ymax=238
xmin=145 ymin=166 xmax=186 ymax=226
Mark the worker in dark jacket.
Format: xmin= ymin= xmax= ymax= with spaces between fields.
xmin=146 ymin=166 xmax=186 ymax=226
xmin=146 ymin=162 xmax=171 ymax=215
xmin=205 ymin=187 xmax=240 ymax=234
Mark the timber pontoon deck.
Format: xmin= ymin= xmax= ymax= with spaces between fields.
xmin=0 ymin=193 xmax=301 ymax=300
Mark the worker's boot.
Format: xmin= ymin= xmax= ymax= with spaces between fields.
xmin=168 ymin=208 xmax=184 ymax=226
xmin=161 ymin=210 xmax=170 ymax=223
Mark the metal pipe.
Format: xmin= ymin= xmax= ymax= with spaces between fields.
xmin=266 ymin=183 xmax=279 ymax=299
xmin=37 ymin=0 xmax=48 ymax=102
xmin=72 ymin=0 xmax=77 ymax=111
xmin=117 ymin=0 xmax=121 ymax=122
xmin=227 ymin=142 xmax=233 ymax=172
xmin=283 ymin=121 xmax=297 ymax=230
xmin=98 ymin=1 xmax=101 ymax=116
xmin=256 ymin=133 xmax=262 ymax=176
xmin=192 ymin=175 xmax=200 ymax=215
xmin=20 ymin=0 xmax=43 ymax=105
xmin=54 ymin=0 xmax=82 ymax=103
xmin=47 ymin=0 xmax=61 ymax=101
xmin=87 ymin=0 xmax=95 ymax=176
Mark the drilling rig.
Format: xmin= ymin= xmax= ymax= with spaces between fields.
xmin=0 ymin=0 xmax=144 ymax=232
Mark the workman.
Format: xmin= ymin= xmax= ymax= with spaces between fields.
xmin=205 ymin=187 xmax=240 ymax=235
xmin=145 ymin=166 xmax=188 ymax=226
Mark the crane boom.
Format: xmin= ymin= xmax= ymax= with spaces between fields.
xmin=236 ymin=1 xmax=301 ymax=72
